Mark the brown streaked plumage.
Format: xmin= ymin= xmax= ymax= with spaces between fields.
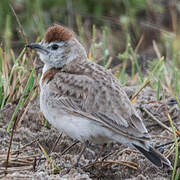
xmin=47 ymin=59 xmax=151 ymax=140
xmin=27 ymin=25 xmax=172 ymax=169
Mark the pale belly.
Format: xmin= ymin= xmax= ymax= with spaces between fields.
xmin=40 ymin=90 xmax=115 ymax=144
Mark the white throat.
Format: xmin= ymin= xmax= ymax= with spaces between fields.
xmin=42 ymin=64 xmax=53 ymax=74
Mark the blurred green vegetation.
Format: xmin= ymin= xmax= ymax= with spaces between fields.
xmin=0 ymin=0 xmax=147 ymax=41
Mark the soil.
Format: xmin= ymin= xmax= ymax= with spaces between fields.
xmin=0 ymin=86 xmax=179 ymax=180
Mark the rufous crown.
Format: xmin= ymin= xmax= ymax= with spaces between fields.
xmin=44 ymin=25 xmax=73 ymax=43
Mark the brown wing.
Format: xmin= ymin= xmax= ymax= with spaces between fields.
xmin=48 ymin=59 xmax=150 ymax=141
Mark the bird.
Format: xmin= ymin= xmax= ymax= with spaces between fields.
xmin=27 ymin=25 xmax=172 ymax=169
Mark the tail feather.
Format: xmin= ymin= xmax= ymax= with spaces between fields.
xmin=133 ymin=144 xmax=172 ymax=169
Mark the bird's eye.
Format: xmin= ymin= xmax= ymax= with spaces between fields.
xmin=51 ymin=44 xmax=59 ymax=50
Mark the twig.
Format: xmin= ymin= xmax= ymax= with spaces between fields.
xmin=166 ymin=144 xmax=176 ymax=158
xmin=50 ymin=133 xmax=63 ymax=154
xmin=16 ymin=88 xmax=37 ymax=130
xmin=101 ymin=148 xmax=137 ymax=161
xmin=11 ymin=139 xmax=39 ymax=155
xmin=134 ymin=34 xmax=144 ymax=53
xmin=5 ymin=116 xmax=18 ymax=173
xmin=131 ymin=79 xmax=150 ymax=102
xmin=0 ymin=165 xmax=33 ymax=175
xmin=155 ymin=138 xmax=180 ymax=149
xmin=94 ymin=144 xmax=106 ymax=162
xmin=9 ymin=3 xmax=34 ymax=67
xmin=33 ymin=157 xmax=36 ymax=172
xmin=61 ymin=140 xmax=79 ymax=155
xmin=83 ymin=160 xmax=138 ymax=170
xmin=152 ymin=40 xmax=161 ymax=59
xmin=101 ymin=151 xmax=115 ymax=161
xmin=101 ymin=160 xmax=138 ymax=170
xmin=141 ymin=107 xmax=173 ymax=134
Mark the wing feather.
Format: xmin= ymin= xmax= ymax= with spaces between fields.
xmin=48 ymin=60 xmax=150 ymax=141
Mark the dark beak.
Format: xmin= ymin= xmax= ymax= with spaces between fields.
xmin=26 ymin=43 xmax=42 ymax=49
xmin=26 ymin=43 xmax=49 ymax=54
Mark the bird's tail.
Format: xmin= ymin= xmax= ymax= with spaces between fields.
xmin=133 ymin=144 xmax=172 ymax=169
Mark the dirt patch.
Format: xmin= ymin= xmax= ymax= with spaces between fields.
xmin=0 ymin=87 xmax=179 ymax=179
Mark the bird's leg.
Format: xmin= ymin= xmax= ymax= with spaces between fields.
xmin=74 ymin=140 xmax=89 ymax=167
xmin=94 ymin=143 xmax=107 ymax=162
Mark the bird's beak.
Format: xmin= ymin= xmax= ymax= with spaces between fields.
xmin=26 ymin=43 xmax=49 ymax=54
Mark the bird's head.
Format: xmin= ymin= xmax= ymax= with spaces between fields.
xmin=27 ymin=25 xmax=87 ymax=68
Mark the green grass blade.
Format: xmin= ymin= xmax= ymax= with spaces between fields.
xmin=157 ymin=73 xmax=162 ymax=100
xmin=7 ymin=68 xmax=35 ymax=132
xmin=175 ymin=168 xmax=180 ymax=180
xmin=175 ymin=70 xmax=179 ymax=96
xmin=167 ymin=113 xmax=179 ymax=180
xmin=175 ymin=96 xmax=180 ymax=109
xmin=1 ymin=47 xmax=26 ymax=109
xmin=91 ymin=24 xmax=96 ymax=62
xmin=102 ymin=27 xmax=108 ymax=66
xmin=129 ymin=46 xmax=143 ymax=84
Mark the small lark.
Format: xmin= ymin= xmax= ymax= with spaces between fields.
xmin=27 ymin=25 xmax=171 ymax=168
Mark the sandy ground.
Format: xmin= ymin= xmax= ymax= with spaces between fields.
xmin=0 ymin=86 xmax=179 ymax=179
